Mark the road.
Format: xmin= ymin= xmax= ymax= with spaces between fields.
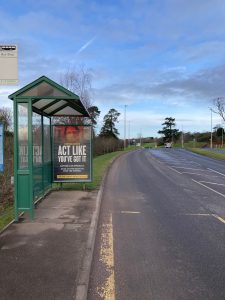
xmin=88 ymin=148 xmax=225 ymax=300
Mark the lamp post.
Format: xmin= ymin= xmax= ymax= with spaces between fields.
xmin=210 ymin=108 xmax=213 ymax=149
xmin=128 ymin=120 xmax=130 ymax=147
xmin=181 ymin=125 xmax=184 ymax=148
xmin=222 ymin=124 xmax=224 ymax=148
xmin=124 ymin=105 xmax=127 ymax=150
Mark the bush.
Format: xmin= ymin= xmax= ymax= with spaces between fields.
xmin=0 ymin=132 xmax=13 ymax=214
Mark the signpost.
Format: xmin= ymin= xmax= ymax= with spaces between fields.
xmin=53 ymin=125 xmax=92 ymax=182
xmin=0 ymin=124 xmax=4 ymax=172
xmin=0 ymin=45 xmax=18 ymax=85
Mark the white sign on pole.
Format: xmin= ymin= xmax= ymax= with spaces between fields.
xmin=0 ymin=45 xmax=18 ymax=85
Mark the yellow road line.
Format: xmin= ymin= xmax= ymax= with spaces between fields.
xmin=97 ymin=213 xmax=115 ymax=300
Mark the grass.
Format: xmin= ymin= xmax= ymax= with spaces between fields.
xmin=174 ymin=141 xmax=207 ymax=148
xmin=0 ymin=206 xmax=14 ymax=231
xmin=143 ymin=142 xmax=157 ymax=148
xmin=187 ymin=148 xmax=225 ymax=161
xmin=59 ymin=150 xmax=125 ymax=190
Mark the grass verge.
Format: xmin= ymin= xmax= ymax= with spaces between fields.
xmin=187 ymin=148 xmax=225 ymax=161
xmin=0 ymin=206 xmax=14 ymax=231
xmin=59 ymin=150 xmax=125 ymax=190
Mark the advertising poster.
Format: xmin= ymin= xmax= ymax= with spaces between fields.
xmin=53 ymin=125 xmax=92 ymax=182
xmin=0 ymin=124 xmax=3 ymax=172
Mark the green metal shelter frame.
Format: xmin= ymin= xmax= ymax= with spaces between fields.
xmin=9 ymin=75 xmax=90 ymax=220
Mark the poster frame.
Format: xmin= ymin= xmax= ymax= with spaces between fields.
xmin=52 ymin=124 xmax=92 ymax=183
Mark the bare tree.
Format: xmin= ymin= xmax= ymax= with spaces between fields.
xmin=60 ymin=65 xmax=93 ymax=109
xmin=212 ymin=97 xmax=225 ymax=121
xmin=0 ymin=107 xmax=12 ymax=132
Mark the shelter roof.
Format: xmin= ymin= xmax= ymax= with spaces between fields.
xmin=9 ymin=76 xmax=90 ymax=117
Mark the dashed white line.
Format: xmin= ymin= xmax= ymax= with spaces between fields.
xmin=199 ymin=181 xmax=225 ymax=186
xmin=207 ymin=168 xmax=225 ymax=177
xmin=170 ymin=167 xmax=206 ymax=171
xmin=192 ymin=179 xmax=225 ymax=199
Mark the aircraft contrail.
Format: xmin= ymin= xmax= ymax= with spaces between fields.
xmin=76 ymin=36 xmax=97 ymax=54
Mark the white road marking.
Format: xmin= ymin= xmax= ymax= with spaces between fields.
xmin=183 ymin=213 xmax=211 ymax=216
xmin=168 ymin=166 xmax=182 ymax=174
xmin=182 ymin=172 xmax=219 ymax=177
xmin=212 ymin=214 xmax=225 ymax=224
xmin=170 ymin=167 xmax=206 ymax=171
xmin=207 ymin=168 xmax=225 ymax=177
xmin=121 ymin=211 xmax=141 ymax=214
xmin=192 ymin=179 xmax=225 ymax=199
xmin=199 ymin=181 xmax=225 ymax=186
xmin=183 ymin=213 xmax=225 ymax=224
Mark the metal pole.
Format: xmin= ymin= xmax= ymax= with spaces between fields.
xmin=128 ymin=120 xmax=130 ymax=147
xmin=222 ymin=125 xmax=224 ymax=148
xmin=210 ymin=108 xmax=213 ymax=149
xmin=124 ymin=105 xmax=126 ymax=149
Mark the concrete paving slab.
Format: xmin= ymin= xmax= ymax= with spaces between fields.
xmin=0 ymin=190 xmax=98 ymax=300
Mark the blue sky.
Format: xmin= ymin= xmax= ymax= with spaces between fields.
xmin=1 ymin=0 xmax=225 ymax=138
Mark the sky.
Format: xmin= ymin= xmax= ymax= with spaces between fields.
xmin=1 ymin=0 xmax=225 ymax=139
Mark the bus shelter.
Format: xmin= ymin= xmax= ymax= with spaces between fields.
xmin=9 ymin=76 xmax=90 ymax=220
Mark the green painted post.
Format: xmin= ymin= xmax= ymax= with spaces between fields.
xmin=28 ymin=99 xmax=34 ymax=220
xmin=13 ymin=99 xmax=19 ymax=221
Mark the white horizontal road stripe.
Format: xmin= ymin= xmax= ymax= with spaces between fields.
xmin=170 ymin=167 xmax=206 ymax=171
xmin=207 ymin=168 xmax=225 ymax=177
xmin=199 ymin=181 xmax=225 ymax=186
xmin=182 ymin=172 xmax=219 ymax=177
xmin=120 ymin=211 xmax=141 ymax=214
xmin=192 ymin=179 xmax=225 ymax=199
xmin=183 ymin=213 xmax=211 ymax=216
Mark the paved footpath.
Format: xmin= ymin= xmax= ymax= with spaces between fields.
xmin=0 ymin=189 xmax=99 ymax=300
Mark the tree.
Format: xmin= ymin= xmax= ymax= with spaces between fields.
xmin=55 ymin=65 xmax=99 ymax=126
xmin=60 ymin=65 xmax=93 ymax=109
xmin=212 ymin=97 xmax=225 ymax=121
xmin=158 ymin=117 xmax=180 ymax=143
xmin=87 ymin=106 xmax=100 ymax=126
xmin=99 ymin=108 xmax=120 ymax=138
xmin=0 ymin=107 xmax=12 ymax=132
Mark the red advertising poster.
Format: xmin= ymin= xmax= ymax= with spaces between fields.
xmin=53 ymin=125 xmax=92 ymax=182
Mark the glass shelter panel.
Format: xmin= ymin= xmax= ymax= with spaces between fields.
xmin=18 ymin=103 xmax=28 ymax=169
xmin=44 ymin=117 xmax=51 ymax=162
xmin=43 ymin=117 xmax=52 ymax=190
xmin=20 ymin=82 xmax=68 ymax=97
xmin=32 ymin=112 xmax=43 ymax=199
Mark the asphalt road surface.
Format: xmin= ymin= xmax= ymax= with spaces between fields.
xmin=88 ymin=148 xmax=225 ymax=300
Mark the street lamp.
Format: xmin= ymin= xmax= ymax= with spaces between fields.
xmin=209 ymin=107 xmax=213 ymax=149
xmin=124 ymin=105 xmax=127 ymax=150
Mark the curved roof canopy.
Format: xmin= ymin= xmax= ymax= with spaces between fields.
xmin=8 ymin=75 xmax=90 ymax=117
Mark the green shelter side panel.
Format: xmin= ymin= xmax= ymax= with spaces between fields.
xmin=33 ymin=165 xmax=43 ymax=200
xmin=17 ymin=175 xmax=30 ymax=209
xmin=43 ymin=162 xmax=52 ymax=191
